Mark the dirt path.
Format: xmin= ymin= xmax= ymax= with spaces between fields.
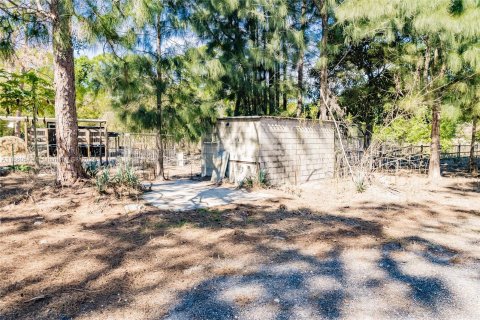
xmin=0 ymin=173 xmax=479 ymax=319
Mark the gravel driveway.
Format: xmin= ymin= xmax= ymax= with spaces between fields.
xmin=164 ymin=242 xmax=479 ymax=320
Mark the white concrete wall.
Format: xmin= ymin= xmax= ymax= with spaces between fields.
xmin=201 ymin=117 xmax=335 ymax=185
xmin=201 ymin=118 xmax=261 ymax=180
xmin=258 ymin=118 xmax=335 ymax=185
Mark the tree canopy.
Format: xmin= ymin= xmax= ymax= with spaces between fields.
xmin=0 ymin=0 xmax=479 ymax=180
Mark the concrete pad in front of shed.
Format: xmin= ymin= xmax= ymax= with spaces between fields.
xmin=143 ymin=179 xmax=273 ymax=211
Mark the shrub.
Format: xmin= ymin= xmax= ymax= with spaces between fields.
xmin=258 ymin=169 xmax=267 ymax=185
xmin=114 ymin=162 xmax=140 ymax=189
xmin=7 ymin=164 xmax=32 ymax=172
xmin=0 ymin=167 xmax=9 ymax=176
xmin=94 ymin=162 xmax=141 ymax=193
xmin=95 ymin=169 xmax=111 ymax=193
xmin=84 ymin=161 xmax=100 ymax=177
xmin=240 ymin=169 xmax=268 ymax=189
xmin=353 ymin=172 xmax=367 ymax=193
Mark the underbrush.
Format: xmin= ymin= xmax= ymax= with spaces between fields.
xmin=239 ymin=169 xmax=268 ymax=189
xmin=0 ymin=164 xmax=33 ymax=176
xmin=84 ymin=161 xmax=142 ymax=195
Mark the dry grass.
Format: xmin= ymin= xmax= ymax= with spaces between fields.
xmin=233 ymin=295 xmax=256 ymax=306
xmin=0 ymin=136 xmax=27 ymax=156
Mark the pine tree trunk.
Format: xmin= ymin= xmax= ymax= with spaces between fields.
xmin=428 ymin=101 xmax=441 ymax=180
xmin=262 ymin=69 xmax=267 ymax=115
xmin=14 ymin=109 xmax=22 ymax=137
xmin=32 ymin=80 xmax=40 ymax=169
xmin=282 ymin=59 xmax=287 ymax=112
xmin=296 ymin=54 xmax=304 ymax=117
xmin=14 ymin=66 xmax=25 ymax=137
xmin=155 ymin=15 xmax=165 ymax=180
xmin=235 ymin=93 xmax=241 ymax=116
xmin=423 ymin=44 xmax=431 ymax=83
xmin=268 ymin=70 xmax=274 ymax=114
xmin=281 ymin=33 xmax=287 ymax=112
xmin=296 ymin=0 xmax=306 ymax=117
xmin=364 ymin=120 xmax=373 ymax=149
xmin=275 ymin=64 xmax=280 ymax=113
xmin=315 ymin=0 xmax=328 ymax=120
xmin=470 ymin=116 xmax=478 ymax=174
xmin=51 ymin=0 xmax=85 ymax=185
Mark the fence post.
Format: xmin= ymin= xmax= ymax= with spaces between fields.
xmin=86 ymin=130 xmax=91 ymax=158
xmin=11 ymin=144 xmax=15 ymax=169
xmin=98 ymin=125 xmax=103 ymax=165
xmin=46 ymin=127 xmax=50 ymax=161
xmin=24 ymin=122 xmax=28 ymax=146
xmin=457 ymin=144 xmax=461 ymax=158
xmin=104 ymin=124 xmax=109 ymax=164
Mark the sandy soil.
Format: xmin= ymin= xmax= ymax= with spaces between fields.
xmin=0 ymin=172 xmax=479 ymax=320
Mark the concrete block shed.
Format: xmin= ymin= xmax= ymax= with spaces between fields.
xmin=202 ymin=116 xmax=336 ymax=185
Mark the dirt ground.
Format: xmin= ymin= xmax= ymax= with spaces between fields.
xmin=0 ymin=171 xmax=479 ymax=320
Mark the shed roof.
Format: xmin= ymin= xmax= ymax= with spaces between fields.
xmin=217 ymin=116 xmax=335 ymax=123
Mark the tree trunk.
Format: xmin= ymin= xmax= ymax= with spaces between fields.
xmin=234 ymin=92 xmax=241 ymax=116
xmin=262 ymin=69 xmax=267 ymax=115
xmin=428 ymin=101 xmax=441 ymax=180
xmin=155 ymin=15 xmax=165 ymax=180
xmin=470 ymin=116 xmax=478 ymax=174
xmin=296 ymin=54 xmax=304 ymax=117
xmin=14 ymin=109 xmax=22 ymax=137
xmin=282 ymin=58 xmax=287 ymax=112
xmin=315 ymin=0 xmax=328 ymax=120
xmin=275 ymin=63 xmax=280 ymax=113
xmin=32 ymin=80 xmax=40 ymax=169
xmin=296 ymin=0 xmax=306 ymax=117
xmin=423 ymin=44 xmax=431 ymax=83
xmin=14 ymin=58 xmax=26 ymax=137
xmin=364 ymin=120 xmax=373 ymax=150
xmin=268 ymin=70 xmax=274 ymax=114
xmin=51 ymin=0 xmax=85 ymax=185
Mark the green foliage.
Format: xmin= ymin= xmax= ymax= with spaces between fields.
xmin=258 ymin=169 xmax=268 ymax=185
xmin=75 ymin=56 xmax=113 ymax=120
xmin=0 ymin=69 xmax=54 ymax=119
xmin=83 ymin=161 xmax=101 ymax=177
xmin=7 ymin=164 xmax=32 ymax=172
xmin=189 ymin=0 xmax=304 ymax=116
xmin=240 ymin=169 xmax=268 ymax=189
xmin=375 ymin=115 xmax=458 ymax=150
xmin=353 ymin=172 xmax=367 ymax=193
xmin=95 ymin=169 xmax=111 ymax=193
xmin=336 ymin=0 xmax=480 ymax=151
xmin=2 ymin=0 xmax=479 ymax=157
xmin=114 ymin=162 xmax=140 ymax=189
xmin=96 ymin=48 xmax=218 ymax=142
xmin=94 ymin=162 xmax=140 ymax=193
xmin=198 ymin=208 xmax=222 ymax=222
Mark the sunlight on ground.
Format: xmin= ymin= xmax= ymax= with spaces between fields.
xmin=0 ymin=173 xmax=479 ymax=319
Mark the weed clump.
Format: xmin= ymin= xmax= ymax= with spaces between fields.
xmin=92 ymin=162 xmax=141 ymax=194
xmin=5 ymin=164 xmax=33 ymax=173
xmin=239 ymin=169 xmax=268 ymax=189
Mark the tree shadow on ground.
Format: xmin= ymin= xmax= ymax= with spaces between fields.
xmin=0 ymin=172 xmax=55 ymax=206
xmin=379 ymin=240 xmax=452 ymax=311
xmin=0 ymin=200 xmax=471 ymax=320
xmin=442 ymin=180 xmax=480 ymax=195
xmin=164 ymin=248 xmax=345 ymax=320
